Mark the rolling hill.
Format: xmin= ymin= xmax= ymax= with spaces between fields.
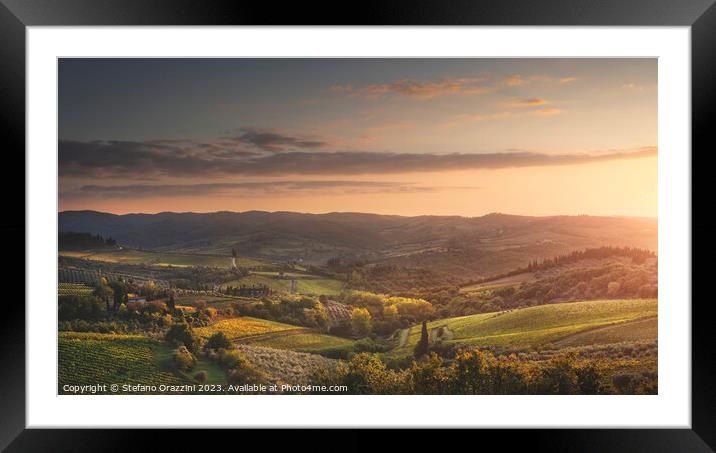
xmin=59 ymin=210 xmax=657 ymax=278
xmin=387 ymin=298 xmax=657 ymax=358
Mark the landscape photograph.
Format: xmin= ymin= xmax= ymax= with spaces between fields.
xmin=57 ymin=58 xmax=657 ymax=395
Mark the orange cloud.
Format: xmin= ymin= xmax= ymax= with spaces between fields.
xmin=503 ymin=97 xmax=549 ymax=108
xmin=504 ymin=74 xmax=577 ymax=86
xmin=528 ymin=108 xmax=562 ymax=117
xmin=330 ymin=78 xmax=494 ymax=100
xmin=504 ymin=74 xmax=529 ymax=86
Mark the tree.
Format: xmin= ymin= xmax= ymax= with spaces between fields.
xmin=58 ymin=295 xmax=104 ymax=321
xmin=141 ymin=280 xmax=158 ymax=300
xmin=173 ymin=346 xmax=196 ymax=372
xmin=414 ymin=320 xmax=429 ymax=358
xmin=350 ymin=307 xmax=372 ymax=337
xmin=167 ymin=290 xmax=176 ymax=312
xmin=165 ymin=322 xmax=199 ymax=352
xmin=93 ymin=284 xmax=114 ymax=311
xmin=206 ymin=332 xmax=232 ymax=350
xmin=383 ymin=304 xmax=399 ymax=322
xmin=108 ymin=280 xmax=128 ymax=310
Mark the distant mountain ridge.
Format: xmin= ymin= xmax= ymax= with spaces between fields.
xmin=58 ymin=210 xmax=657 ymax=277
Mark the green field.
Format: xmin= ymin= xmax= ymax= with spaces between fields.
xmin=59 ymin=248 xmax=265 ymax=268
xmin=58 ymin=332 xmax=226 ymax=393
xmin=194 ymin=317 xmax=301 ymax=340
xmin=221 ymin=272 xmax=343 ymax=296
xmin=388 ymin=299 xmax=657 ymax=358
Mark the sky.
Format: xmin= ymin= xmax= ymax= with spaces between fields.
xmin=58 ymin=58 xmax=657 ymax=217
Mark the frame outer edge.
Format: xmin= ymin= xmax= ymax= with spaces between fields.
xmin=4 ymin=0 xmax=714 ymax=450
xmin=0 ymin=1 xmax=27 ymax=452
xmin=691 ymin=1 xmax=716 ymax=450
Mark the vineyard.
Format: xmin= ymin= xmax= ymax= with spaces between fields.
xmin=59 ymin=266 xmax=168 ymax=287
xmin=59 ymin=248 xmax=265 ymax=268
xmin=58 ymin=332 xmax=187 ymax=393
xmin=247 ymin=332 xmax=355 ymax=353
xmin=58 ymin=283 xmax=94 ymax=297
xmin=194 ymin=317 xmax=301 ymax=340
xmin=220 ymin=272 xmax=343 ymax=296
xmin=387 ymin=299 xmax=658 ymax=358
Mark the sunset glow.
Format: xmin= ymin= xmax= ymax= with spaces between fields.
xmin=59 ymin=58 xmax=657 ymax=217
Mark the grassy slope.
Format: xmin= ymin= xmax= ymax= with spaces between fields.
xmin=59 ymin=248 xmax=264 ymax=268
xmin=58 ymin=332 xmax=226 ymax=393
xmin=388 ymin=299 xmax=657 ymax=358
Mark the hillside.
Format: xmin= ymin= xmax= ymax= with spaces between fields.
xmin=387 ymin=298 xmax=657 ymax=358
xmin=59 ymin=210 xmax=657 ymax=278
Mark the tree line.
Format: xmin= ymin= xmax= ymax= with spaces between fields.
xmin=59 ymin=231 xmax=117 ymax=249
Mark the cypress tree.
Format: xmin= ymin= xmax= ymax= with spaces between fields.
xmin=414 ymin=320 xmax=429 ymax=358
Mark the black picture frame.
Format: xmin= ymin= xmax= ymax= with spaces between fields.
xmin=2 ymin=0 xmax=713 ymax=450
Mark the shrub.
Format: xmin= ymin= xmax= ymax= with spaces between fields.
xmin=612 ymin=373 xmax=645 ymax=394
xmin=329 ymin=318 xmax=353 ymax=337
xmin=206 ymin=332 xmax=232 ymax=351
xmin=194 ymin=370 xmax=208 ymax=383
xmin=165 ymin=322 xmax=199 ymax=352
xmin=351 ymin=307 xmax=372 ymax=337
xmin=126 ymin=300 xmax=143 ymax=314
xmin=222 ymin=352 xmax=269 ymax=386
xmin=335 ymin=353 xmax=409 ymax=394
xmin=228 ymin=365 xmax=269 ymax=387
xmin=535 ymin=355 xmax=579 ymax=394
xmin=58 ymin=295 xmax=104 ymax=321
xmin=576 ymin=364 xmax=603 ymax=394
xmin=219 ymin=349 xmax=249 ymax=369
xmin=409 ymin=353 xmax=449 ymax=394
xmin=173 ymin=346 xmax=196 ymax=372
xmin=144 ymin=300 xmax=167 ymax=314
xmin=353 ymin=338 xmax=392 ymax=353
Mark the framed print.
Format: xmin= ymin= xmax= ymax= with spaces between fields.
xmin=3 ymin=0 xmax=715 ymax=450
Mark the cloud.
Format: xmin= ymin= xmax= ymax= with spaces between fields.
xmin=504 ymin=74 xmax=577 ymax=86
xmin=503 ymin=98 xmax=549 ymax=108
xmin=622 ymin=83 xmax=645 ymax=91
xmin=441 ymin=105 xmax=560 ymax=127
xmin=60 ymin=138 xmax=656 ymax=179
xmin=226 ymin=128 xmax=330 ymax=152
xmin=330 ymin=77 xmax=494 ymax=100
xmin=504 ymin=75 xmax=529 ymax=87
xmin=62 ymin=180 xmax=481 ymax=199
xmin=527 ymin=108 xmax=562 ymax=117
xmin=58 ymin=139 xmax=258 ymax=179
